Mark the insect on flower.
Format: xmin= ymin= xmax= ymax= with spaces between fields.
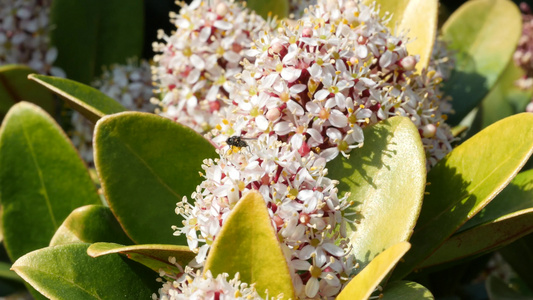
xmin=226 ymin=135 xmax=254 ymax=153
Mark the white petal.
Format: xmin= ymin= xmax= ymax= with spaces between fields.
xmin=290 ymin=84 xmax=307 ymax=94
xmin=281 ymin=67 xmax=302 ymax=82
xmin=287 ymin=100 xmax=304 ymax=116
xmin=274 ymin=122 xmax=292 ymax=135
xmin=213 ymin=20 xmax=233 ymax=30
xmin=256 ymin=115 xmax=269 ymax=131
xmin=314 ymin=89 xmax=330 ymax=100
xmin=323 ymin=243 xmax=345 ymax=256
xmin=329 ymin=110 xmax=348 ymax=127
xmin=190 ymin=54 xmax=205 ymax=70
xmin=305 ymin=277 xmax=320 ymax=298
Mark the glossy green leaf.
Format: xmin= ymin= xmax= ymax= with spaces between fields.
xmin=246 ymin=0 xmax=289 ymax=19
xmin=442 ymin=0 xmax=522 ymax=125
xmin=329 ymin=117 xmax=425 ymax=270
xmin=486 ymin=275 xmax=531 ymax=300
xmin=419 ymin=212 xmax=533 ymax=268
xmin=50 ymin=205 xmax=134 ymax=246
xmin=204 ymin=191 xmax=295 ymax=300
xmin=49 ymin=0 xmax=143 ymax=84
xmin=0 ymin=102 xmax=100 ymax=261
xmin=479 ymin=61 xmax=533 ymax=129
xmin=94 ymin=112 xmax=217 ymax=244
xmin=366 ymin=0 xmax=438 ymax=71
xmin=392 ymin=113 xmax=533 ymax=280
xmin=29 ymin=74 xmax=126 ymax=123
xmin=0 ymin=65 xmax=55 ymax=117
xmin=12 ymin=243 xmax=159 ymax=299
xmin=337 ymin=242 xmax=411 ymax=300
xmin=381 ymin=281 xmax=434 ymax=300
xmin=418 ymin=169 xmax=533 ymax=267
xmin=88 ymin=242 xmax=195 ymax=273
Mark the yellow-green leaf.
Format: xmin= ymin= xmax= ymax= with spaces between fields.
xmin=204 ymin=191 xmax=295 ymax=300
xmin=88 ymin=242 xmax=195 ymax=274
xmin=367 ymin=0 xmax=438 ymax=71
xmin=336 ymin=242 xmax=411 ymax=300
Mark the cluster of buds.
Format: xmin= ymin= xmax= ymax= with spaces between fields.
xmin=0 ymin=0 xmax=64 ymax=76
xmin=71 ymin=59 xmax=154 ymax=163
xmin=151 ymin=0 xmax=274 ymax=133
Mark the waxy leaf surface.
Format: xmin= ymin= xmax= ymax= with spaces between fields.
xmin=88 ymin=242 xmax=195 ymax=273
xmin=204 ymin=191 xmax=295 ymax=300
xmin=479 ymin=61 xmax=533 ymax=129
xmin=369 ymin=0 xmax=438 ymax=71
xmin=336 ymin=242 xmax=411 ymax=300
xmin=0 ymin=65 xmax=55 ymax=118
xmin=381 ymin=281 xmax=434 ymax=300
xmin=12 ymin=243 xmax=159 ymax=299
xmin=50 ymin=0 xmax=143 ymax=84
xmin=50 ymin=205 xmax=133 ymax=246
xmin=329 ymin=117 xmax=425 ymax=269
xmin=29 ymin=74 xmax=125 ymax=123
xmin=392 ymin=113 xmax=533 ymax=280
xmin=442 ymin=0 xmax=521 ymax=125
xmin=0 ymin=102 xmax=100 ymax=261
xmin=94 ymin=112 xmax=217 ymax=244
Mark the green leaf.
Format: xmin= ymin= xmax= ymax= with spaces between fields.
xmin=486 ymin=275 xmax=532 ymax=300
xmin=0 ymin=102 xmax=100 ymax=261
xmin=365 ymin=0 xmax=438 ymax=71
xmin=479 ymin=61 xmax=533 ymax=129
xmin=49 ymin=0 xmax=144 ymax=84
xmin=381 ymin=281 xmax=434 ymax=300
xmin=50 ymin=205 xmax=134 ymax=246
xmin=336 ymin=242 xmax=411 ymax=300
xmin=392 ymin=113 xmax=533 ymax=280
xmin=88 ymin=242 xmax=195 ymax=274
xmin=246 ymin=0 xmax=289 ymax=19
xmin=94 ymin=112 xmax=217 ymax=244
xmin=418 ymin=169 xmax=533 ymax=267
xmin=442 ymin=0 xmax=522 ymax=125
xmin=328 ymin=117 xmax=425 ymax=270
xmin=12 ymin=243 xmax=159 ymax=299
xmin=0 ymin=65 xmax=55 ymax=118
xmin=204 ymin=191 xmax=295 ymax=300
xmin=29 ymin=74 xmax=126 ymax=123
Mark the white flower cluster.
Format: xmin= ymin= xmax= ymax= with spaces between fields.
xmin=174 ymin=134 xmax=354 ymax=298
xmin=158 ymin=0 xmax=455 ymax=299
xmin=0 ymin=0 xmax=64 ymax=76
xmin=155 ymin=267 xmax=279 ymax=300
xmin=214 ymin=0 xmax=453 ymax=166
xmin=71 ymin=59 xmax=155 ymax=163
xmin=152 ymin=0 xmax=273 ymax=133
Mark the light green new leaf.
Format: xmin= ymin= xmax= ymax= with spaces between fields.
xmin=337 ymin=242 xmax=411 ymax=300
xmin=88 ymin=242 xmax=195 ymax=274
xmin=0 ymin=102 xmax=100 ymax=261
xmin=479 ymin=61 xmax=533 ymax=129
xmin=50 ymin=205 xmax=134 ymax=247
xmin=49 ymin=0 xmax=143 ymax=84
xmin=29 ymin=74 xmax=126 ymax=123
xmin=0 ymin=65 xmax=55 ymax=118
xmin=94 ymin=112 xmax=217 ymax=244
xmin=442 ymin=0 xmax=522 ymax=125
xmin=486 ymin=275 xmax=532 ymax=300
xmin=12 ymin=243 xmax=159 ymax=299
xmin=246 ymin=0 xmax=289 ymax=19
xmin=366 ymin=0 xmax=438 ymax=71
xmin=204 ymin=191 xmax=295 ymax=300
xmin=381 ymin=281 xmax=434 ymax=300
xmin=392 ymin=113 xmax=533 ymax=280
xmin=329 ymin=117 xmax=425 ymax=270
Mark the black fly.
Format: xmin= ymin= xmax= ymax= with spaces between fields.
xmin=226 ymin=135 xmax=249 ymax=148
